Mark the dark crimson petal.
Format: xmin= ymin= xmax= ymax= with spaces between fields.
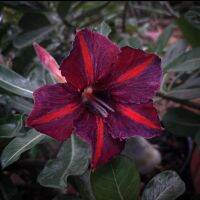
xmin=26 ymin=83 xmax=82 ymax=141
xmin=108 ymin=46 xmax=162 ymax=104
xmin=106 ymin=101 xmax=162 ymax=139
xmin=60 ymin=29 xmax=120 ymax=90
xmin=74 ymin=111 xmax=124 ymax=169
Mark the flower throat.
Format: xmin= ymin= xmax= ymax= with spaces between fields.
xmin=82 ymin=87 xmax=114 ymax=118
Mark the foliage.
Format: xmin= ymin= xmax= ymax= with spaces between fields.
xmin=0 ymin=1 xmax=200 ymax=200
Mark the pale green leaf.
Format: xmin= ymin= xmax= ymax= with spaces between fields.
xmin=38 ymin=134 xmax=90 ymax=189
xmin=162 ymin=39 xmax=188 ymax=68
xmin=0 ymin=115 xmax=24 ymax=138
xmin=164 ymin=48 xmax=200 ymax=72
xmin=167 ymin=88 xmax=200 ymax=100
xmin=13 ymin=26 xmax=54 ymax=49
xmin=155 ymin=24 xmax=174 ymax=54
xmin=95 ymin=21 xmax=111 ymax=36
xmin=0 ymin=65 xmax=33 ymax=98
xmin=142 ymin=170 xmax=185 ymax=200
xmin=1 ymin=129 xmax=46 ymax=168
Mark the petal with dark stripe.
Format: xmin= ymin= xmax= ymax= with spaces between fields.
xmin=27 ymin=83 xmax=82 ymax=141
xmin=74 ymin=111 xmax=124 ymax=169
xmin=108 ymin=46 xmax=162 ymax=104
xmin=60 ymin=29 xmax=120 ymax=90
xmin=106 ymin=101 xmax=162 ymax=139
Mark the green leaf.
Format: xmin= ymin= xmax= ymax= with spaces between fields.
xmin=162 ymin=39 xmax=188 ymax=68
xmin=1 ymin=129 xmax=46 ymax=169
xmin=0 ymin=115 xmax=24 ymax=138
xmin=28 ymin=65 xmax=56 ymax=89
xmin=164 ymin=48 xmax=200 ymax=72
xmin=28 ymin=66 xmax=46 ymax=89
xmin=162 ymin=108 xmax=200 ymax=137
xmin=176 ymin=17 xmax=200 ymax=47
xmin=38 ymin=134 xmax=90 ymax=189
xmin=166 ymin=88 xmax=200 ymax=100
xmin=0 ymin=93 xmax=33 ymax=114
xmin=155 ymin=24 xmax=174 ymax=54
xmin=95 ymin=21 xmax=111 ymax=36
xmin=141 ymin=170 xmax=185 ymax=200
xmin=91 ymin=156 xmax=140 ymax=200
xmin=7 ymin=96 xmax=33 ymax=114
xmin=175 ymin=76 xmax=200 ymax=90
xmin=0 ymin=65 xmax=33 ymax=98
xmin=13 ymin=26 xmax=54 ymax=49
xmin=118 ymin=37 xmax=142 ymax=49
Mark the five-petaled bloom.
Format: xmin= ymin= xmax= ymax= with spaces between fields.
xmin=27 ymin=29 xmax=163 ymax=169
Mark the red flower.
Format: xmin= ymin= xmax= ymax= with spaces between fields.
xmin=27 ymin=29 xmax=162 ymax=169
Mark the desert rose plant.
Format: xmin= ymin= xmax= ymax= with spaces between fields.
xmin=27 ymin=28 xmax=162 ymax=170
xmin=1 ymin=2 xmax=198 ymax=199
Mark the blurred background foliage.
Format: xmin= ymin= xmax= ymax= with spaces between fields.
xmin=0 ymin=1 xmax=200 ymax=200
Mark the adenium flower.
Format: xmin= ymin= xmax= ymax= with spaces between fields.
xmin=27 ymin=29 xmax=162 ymax=169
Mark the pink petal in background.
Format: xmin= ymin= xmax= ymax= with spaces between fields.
xmin=33 ymin=43 xmax=66 ymax=83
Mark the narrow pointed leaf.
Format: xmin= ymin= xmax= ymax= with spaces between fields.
xmin=166 ymin=88 xmax=200 ymax=100
xmin=1 ymin=129 xmax=46 ymax=168
xmin=8 ymin=96 xmax=33 ymax=114
xmin=142 ymin=170 xmax=185 ymax=200
xmin=91 ymin=156 xmax=140 ymax=200
xmin=0 ymin=115 xmax=24 ymax=138
xmin=175 ymin=75 xmax=200 ymax=90
xmin=155 ymin=24 xmax=173 ymax=54
xmin=161 ymin=39 xmax=188 ymax=68
xmin=38 ymin=134 xmax=90 ymax=189
xmin=164 ymin=48 xmax=200 ymax=72
xmin=13 ymin=26 xmax=54 ymax=49
xmin=0 ymin=65 xmax=33 ymax=98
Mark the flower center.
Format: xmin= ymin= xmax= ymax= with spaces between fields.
xmin=82 ymin=86 xmax=114 ymax=118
